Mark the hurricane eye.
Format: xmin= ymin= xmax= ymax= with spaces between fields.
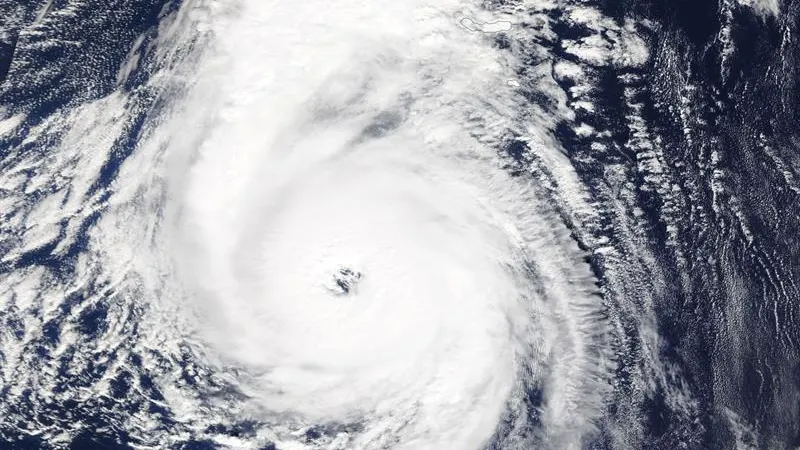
xmin=329 ymin=266 xmax=363 ymax=295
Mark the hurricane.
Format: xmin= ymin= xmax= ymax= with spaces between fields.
xmin=2 ymin=0 xmax=800 ymax=449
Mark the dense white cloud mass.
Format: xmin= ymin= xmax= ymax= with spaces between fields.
xmin=1 ymin=0 xmax=631 ymax=448
xmin=126 ymin=0 xmax=614 ymax=448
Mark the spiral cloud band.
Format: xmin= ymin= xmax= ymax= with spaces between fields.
xmin=13 ymin=0 xmax=616 ymax=448
xmin=158 ymin=1 xmax=614 ymax=447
